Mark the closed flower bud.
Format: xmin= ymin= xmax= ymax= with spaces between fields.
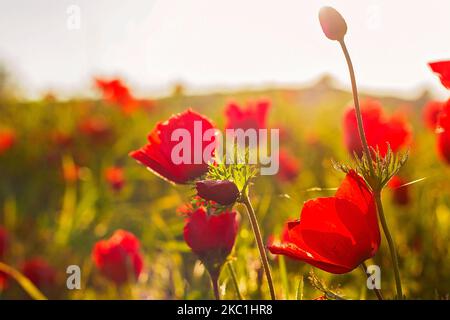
xmin=184 ymin=208 xmax=238 ymax=275
xmin=319 ymin=7 xmax=347 ymax=41
xmin=196 ymin=180 xmax=240 ymax=205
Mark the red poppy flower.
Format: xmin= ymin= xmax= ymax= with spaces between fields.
xmin=130 ymin=109 xmax=216 ymax=184
xmin=423 ymin=101 xmax=444 ymax=130
xmin=0 ymin=129 xmax=15 ymax=156
xmin=268 ymin=170 xmax=380 ymax=274
xmin=92 ymin=230 xmax=143 ymax=285
xmin=343 ymin=99 xmax=411 ymax=157
xmin=196 ymin=180 xmax=240 ymax=205
xmin=225 ymin=99 xmax=270 ymax=131
xmin=429 ymin=60 xmax=450 ymax=89
xmin=0 ymin=225 xmax=8 ymax=259
xmin=387 ymin=176 xmax=410 ymax=206
xmin=78 ymin=116 xmax=113 ymax=143
xmin=105 ymin=166 xmax=125 ymax=192
xmin=436 ymin=101 xmax=450 ymax=164
xmin=277 ymin=149 xmax=301 ymax=182
xmin=184 ymin=208 xmax=238 ymax=271
xmin=21 ymin=258 xmax=57 ymax=289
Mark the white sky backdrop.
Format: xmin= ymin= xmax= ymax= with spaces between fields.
xmin=1 ymin=0 xmax=450 ymax=99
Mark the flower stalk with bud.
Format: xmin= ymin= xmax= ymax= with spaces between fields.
xmin=319 ymin=6 xmax=405 ymax=299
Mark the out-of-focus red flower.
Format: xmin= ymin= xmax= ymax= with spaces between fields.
xmin=95 ymin=78 xmax=139 ymax=114
xmin=225 ymin=99 xmax=270 ymax=131
xmin=184 ymin=208 xmax=238 ymax=273
xmin=196 ymin=180 xmax=240 ymax=205
xmin=387 ymin=176 xmax=410 ymax=206
xmin=0 ymin=226 xmax=9 ymax=290
xmin=268 ymin=170 xmax=380 ymax=274
xmin=436 ymin=101 xmax=450 ymax=164
xmin=277 ymin=149 xmax=301 ymax=182
xmin=313 ymin=295 xmax=328 ymax=300
xmin=92 ymin=230 xmax=143 ymax=285
xmin=21 ymin=258 xmax=57 ymax=289
xmin=50 ymin=130 xmax=73 ymax=149
xmin=0 ymin=129 xmax=16 ymax=156
xmin=429 ymin=60 xmax=450 ymax=89
xmin=130 ymin=109 xmax=216 ymax=184
xmin=104 ymin=166 xmax=125 ymax=192
xmin=343 ymin=99 xmax=411 ymax=157
xmin=0 ymin=225 xmax=8 ymax=259
xmin=78 ymin=116 xmax=112 ymax=144
xmin=0 ymin=272 xmax=8 ymax=291
xmin=423 ymin=101 xmax=444 ymax=130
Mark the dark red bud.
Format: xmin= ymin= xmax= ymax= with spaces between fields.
xmin=319 ymin=6 xmax=347 ymax=41
xmin=195 ymin=180 xmax=240 ymax=205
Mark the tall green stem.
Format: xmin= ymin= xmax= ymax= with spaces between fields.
xmin=242 ymin=194 xmax=276 ymax=300
xmin=339 ymin=39 xmax=403 ymax=299
xmin=227 ymin=262 xmax=243 ymax=300
xmin=374 ymin=192 xmax=403 ymax=299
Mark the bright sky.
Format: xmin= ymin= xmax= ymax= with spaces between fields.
xmin=1 ymin=0 xmax=450 ymax=99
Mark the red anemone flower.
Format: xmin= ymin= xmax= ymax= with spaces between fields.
xmin=387 ymin=176 xmax=410 ymax=206
xmin=343 ymin=99 xmax=411 ymax=157
xmin=104 ymin=166 xmax=125 ymax=192
xmin=22 ymin=258 xmax=57 ymax=289
xmin=130 ymin=109 xmax=216 ymax=184
xmin=429 ymin=61 xmax=450 ymax=89
xmin=0 ymin=129 xmax=16 ymax=156
xmin=225 ymin=99 xmax=270 ymax=131
xmin=423 ymin=101 xmax=444 ymax=130
xmin=277 ymin=149 xmax=301 ymax=182
xmin=268 ymin=170 xmax=380 ymax=274
xmin=92 ymin=230 xmax=143 ymax=285
xmin=436 ymin=101 xmax=450 ymax=164
xmin=184 ymin=208 xmax=238 ymax=272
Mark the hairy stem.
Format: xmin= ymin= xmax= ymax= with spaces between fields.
xmin=242 ymin=193 xmax=276 ymax=300
xmin=211 ymin=273 xmax=220 ymax=300
xmin=374 ymin=192 xmax=403 ymax=299
xmin=360 ymin=262 xmax=384 ymax=300
xmin=339 ymin=40 xmax=375 ymax=177
xmin=227 ymin=262 xmax=243 ymax=300
xmin=339 ymin=38 xmax=403 ymax=300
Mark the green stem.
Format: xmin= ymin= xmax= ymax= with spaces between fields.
xmin=339 ymin=38 xmax=403 ymax=300
xmin=339 ymin=39 xmax=376 ymax=177
xmin=374 ymin=192 xmax=403 ymax=299
xmin=227 ymin=262 xmax=243 ymax=300
xmin=360 ymin=262 xmax=384 ymax=300
xmin=211 ymin=273 xmax=220 ymax=300
xmin=241 ymin=194 xmax=276 ymax=300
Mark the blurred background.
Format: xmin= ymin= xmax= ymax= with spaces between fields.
xmin=0 ymin=0 xmax=449 ymax=300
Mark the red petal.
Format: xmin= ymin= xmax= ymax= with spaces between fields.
xmin=429 ymin=61 xmax=450 ymax=89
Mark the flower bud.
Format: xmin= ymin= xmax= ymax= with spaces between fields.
xmin=184 ymin=208 xmax=238 ymax=276
xmin=319 ymin=6 xmax=347 ymax=41
xmin=196 ymin=180 xmax=240 ymax=205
